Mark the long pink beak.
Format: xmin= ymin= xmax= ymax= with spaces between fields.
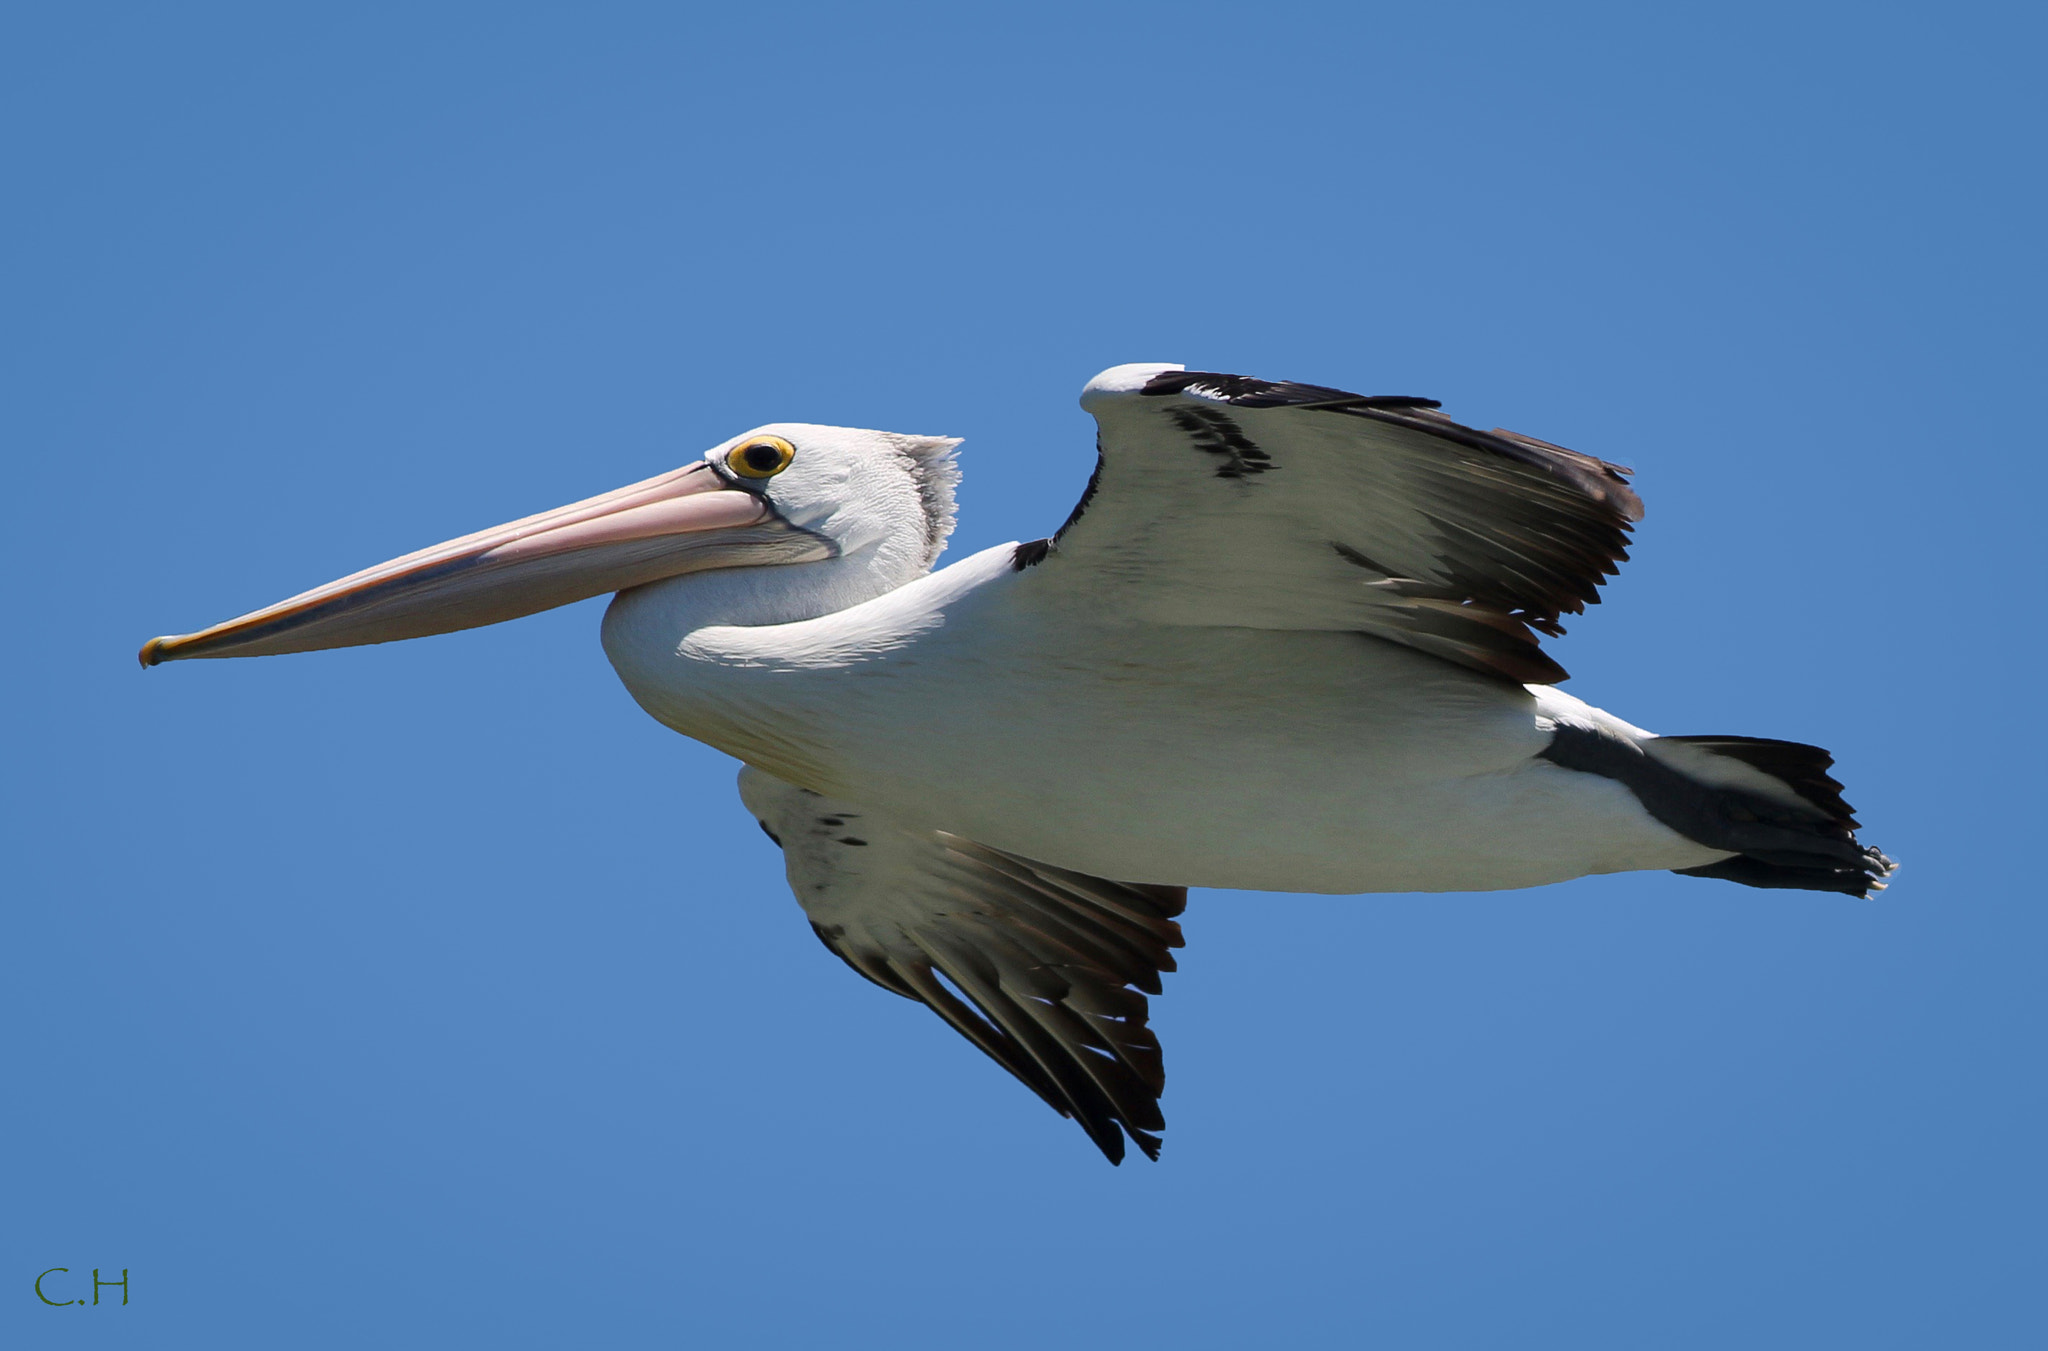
xmin=140 ymin=460 xmax=812 ymax=665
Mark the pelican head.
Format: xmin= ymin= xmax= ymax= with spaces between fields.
xmin=139 ymin=423 xmax=961 ymax=666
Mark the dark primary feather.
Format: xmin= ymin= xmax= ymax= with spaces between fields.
xmin=740 ymin=767 xmax=1185 ymax=1164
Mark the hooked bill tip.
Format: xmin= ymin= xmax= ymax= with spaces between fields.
xmin=138 ymin=636 xmax=172 ymax=668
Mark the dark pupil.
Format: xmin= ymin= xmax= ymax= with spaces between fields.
xmin=744 ymin=443 xmax=784 ymax=473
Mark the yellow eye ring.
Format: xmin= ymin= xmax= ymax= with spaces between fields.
xmin=727 ymin=435 xmax=796 ymax=480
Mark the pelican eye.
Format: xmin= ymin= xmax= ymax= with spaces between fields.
xmin=728 ymin=435 xmax=796 ymax=480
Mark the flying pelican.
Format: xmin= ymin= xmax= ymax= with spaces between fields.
xmin=142 ymin=363 xmax=1894 ymax=1163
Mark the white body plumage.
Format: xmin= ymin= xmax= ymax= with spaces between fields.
xmin=604 ymin=542 xmax=1725 ymax=893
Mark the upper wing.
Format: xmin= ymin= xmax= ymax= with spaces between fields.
xmin=1010 ymin=364 xmax=1646 ymax=684
xmin=737 ymin=767 xmax=1186 ymax=1164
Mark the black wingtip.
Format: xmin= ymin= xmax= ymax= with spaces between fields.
xmin=1084 ymin=1124 xmax=1164 ymax=1165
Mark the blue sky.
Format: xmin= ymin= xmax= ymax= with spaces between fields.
xmin=5 ymin=2 xmax=2042 ymax=1347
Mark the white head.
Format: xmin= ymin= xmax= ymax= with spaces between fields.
xmin=138 ymin=423 xmax=962 ymax=665
xmin=712 ymin=422 xmax=960 ymax=578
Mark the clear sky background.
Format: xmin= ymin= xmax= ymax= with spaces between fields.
xmin=6 ymin=3 xmax=2042 ymax=1347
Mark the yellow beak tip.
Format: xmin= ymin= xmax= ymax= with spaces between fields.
xmin=138 ymin=637 xmax=172 ymax=668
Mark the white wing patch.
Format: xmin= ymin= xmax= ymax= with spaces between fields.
xmin=1020 ymin=366 xmax=1646 ymax=684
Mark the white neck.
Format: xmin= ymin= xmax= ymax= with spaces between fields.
xmin=597 ymin=540 xmax=1021 ymax=792
xmin=599 ymin=534 xmax=946 ymax=697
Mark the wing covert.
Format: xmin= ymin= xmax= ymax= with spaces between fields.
xmin=1012 ymin=363 xmax=1645 ymax=684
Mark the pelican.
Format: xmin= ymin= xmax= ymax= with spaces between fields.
xmin=142 ymin=363 xmax=1894 ymax=1162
